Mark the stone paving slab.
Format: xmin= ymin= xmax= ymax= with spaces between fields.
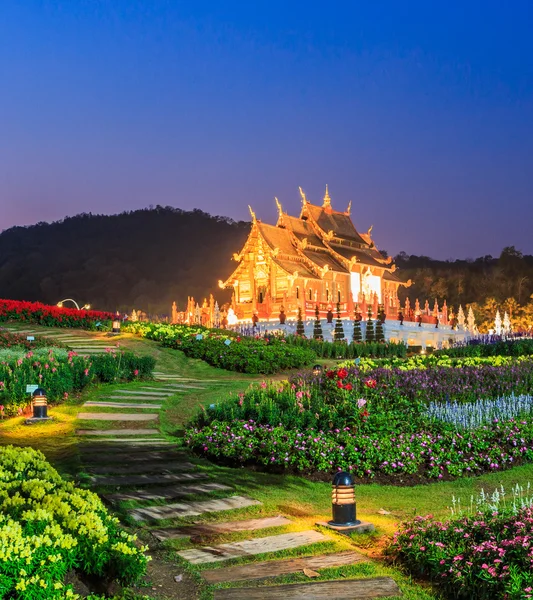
xmin=83 ymin=401 xmax=163 ymax=409
xmin=103 ymin=395 xmax=169 ymax=401
xmin=86 ymin=461 xmax=196 ymax=475
xmin=130 ymin=495 xmax=261 ymax=522
xmin=91 ymin=473 xmax=206 ymax=487
xmin=177 ymin=530 xmax=327 ymax=564
xmin=105 ymin=482 xmax=232 ymax=503
xmin=77 ymin=428 xmax=161 ymax=436
xmin=152 ymin=515 xmax=291 ymax=542
xmin=213 ymin=577 xmax=401 ymax=599
xmin=81 ymin=439 xmax=172 ymax=445
xmin=77 ymin=413 xmax=159 ymax=421
xmin=113 ymin=390 xmax=176 ymax=396
xmin=80 ymin=449 xmax=183 ymax=459
xmin=202 ymin=550 xmax=366 ymax=584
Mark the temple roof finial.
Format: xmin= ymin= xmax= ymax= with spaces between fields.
xmin=248 ymin=205 xmax=256 ymax=223
xmin=275 ymin=197 xmax=283 ymax=218
xmin=323 ymin=184 xmax=331 ymax=208
xmin=298 ymin=186 xmax=307 ymax=205
xmin=346 ymin=200 xmax=352 ymax=215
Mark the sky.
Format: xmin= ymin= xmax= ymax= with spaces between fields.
xmin=1 ymin=1 xmax=532 ymax=259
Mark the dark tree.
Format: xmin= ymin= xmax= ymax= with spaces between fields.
xmin=334 ymin=302 xmax=345 ymax=341
xmin=313 ymin=304 xmax=323 ymax=340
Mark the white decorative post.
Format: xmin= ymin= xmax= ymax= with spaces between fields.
xmin=214 ymin=301 xmax=221 ymax=328
xmin=466 ymin=306 xmax=476 ymax=333
xmin=503 ymin=311 xmax=512 ymax=335
xmin=457 ymin=305 xmax=466 ymax=329
xmin=494 ymin=310 xmax=502 ymax=335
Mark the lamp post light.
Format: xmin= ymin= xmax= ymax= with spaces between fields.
xmin=25 ymin=388 xmax=53 ymax=424
xmin=57 ymin=299 xmax=91 ymax=310
xmin=317 ymin=471 xmax=374 ymax=534
xmin=312 ymin=364 xmax=323 ymax=376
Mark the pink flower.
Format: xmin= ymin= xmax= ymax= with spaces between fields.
xmin=63 ymin=392 xmax=69 ymax=399
xmin=260 ymin=382 xmax=267 ymax=389
xmin=84 ymin=369 xmax=89 ymax=376
xmin=134 ymin=369 xmax=139 ymax=376
xmin=357 ymin=398 xmax=367 ymax=408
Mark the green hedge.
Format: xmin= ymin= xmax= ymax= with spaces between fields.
xmin=285 ymin=335 xmax=407 ymax=358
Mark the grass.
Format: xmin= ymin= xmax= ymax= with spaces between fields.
xmin=6 ymin=322 xmax=533 ymax=599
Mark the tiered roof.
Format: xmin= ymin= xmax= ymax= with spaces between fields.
xmin=221 ymin=187 xmax=403 ymax=287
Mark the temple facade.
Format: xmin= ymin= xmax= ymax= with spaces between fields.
xmin=219 ymin=187 xmax=406 ymax=322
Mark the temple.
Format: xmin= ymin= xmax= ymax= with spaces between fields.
xmin=219 ymin=186 xmax=406 ymax=322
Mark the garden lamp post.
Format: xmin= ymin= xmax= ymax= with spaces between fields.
xmin=56 ymin=299 xmax=91 ymax=310
xmin=312 ymin=364 xmax=323 ymax=376
xmin=25 ymin=388 xmax=52 ymax=424
xmin=112 ymin=311 xmax=121 ymax=334
xmin=318 ymin=471 xmax=374 ymax=534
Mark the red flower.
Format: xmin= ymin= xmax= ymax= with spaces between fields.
xmin=336 ymin=379 xmax=344 ymax=389
xmin=361 ymin=408 xmax=369 ymax=420
xmin=364 ymin=378 xmax=377 ymax=389
xmin=337 ymin=368 xmax=348 ymax=379
xmin=326 ymin=370 xmax=335 ymax=379
xmin=344 ymin=383 xmax=353 ymax=391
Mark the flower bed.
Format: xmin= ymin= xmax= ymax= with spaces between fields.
xmin=0 ymin=348 xmax=155 ymax=415
xmin=0 ymin=299 xmax=114 ymax=330
xmin=390 ymin=501 xmax=533 ymax=599
xmin=126 ymin=323 xmax=315 ymax=374
xmin=0 ymin=446 xmax=149 ymax=599
xmin=186 ymin=360 xmax=533 ymax=481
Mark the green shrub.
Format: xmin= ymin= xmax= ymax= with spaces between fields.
xmin=0 ymin=446 xmax=149 ymax=599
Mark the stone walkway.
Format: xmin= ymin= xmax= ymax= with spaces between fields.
xmin=2 ymin=326 xmax=119 ymax=355
xmin=76 ymin=380 xmax=401 ymax=599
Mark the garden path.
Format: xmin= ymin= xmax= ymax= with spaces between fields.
xmin=76 ymin=378 xmax=401 ymax=599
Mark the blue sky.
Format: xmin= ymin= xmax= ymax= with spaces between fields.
xmin=1 ymin=1 xmax=532 ymax=258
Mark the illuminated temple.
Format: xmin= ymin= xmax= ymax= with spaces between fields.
xmin=219 ymin=186 xmax=406 ymax=322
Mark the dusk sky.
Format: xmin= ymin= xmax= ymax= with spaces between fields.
xmin=1 ymin=1 xmax=532 ymax=259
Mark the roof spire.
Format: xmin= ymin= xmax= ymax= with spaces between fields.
xmin=275 ymin=197 xmax=283 ymax=218
xmin=323 ymin=184 xmax=331 ymax=208
xmin=248 ymin=205 xmax=256 ymax=223
xmin=346 ymin=200 xmax=352 ymax=216
xmin=298 ymin=186 xmax=308 ymax=205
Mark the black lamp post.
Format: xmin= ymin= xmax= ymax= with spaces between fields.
xmin=32 ymin=388 xmax=48 ymax=419
xmin=112 ymin=311 xmax=121 ymax=334
xmin=25 ymin=388 xmax=52 ymax=424
xmin=312 ymin=364 xmax=323 ymax=376
xmin=317 ymin=471 xmax=375 ymax=534
xmin=329 ymin=471 xmax=358 ymax=527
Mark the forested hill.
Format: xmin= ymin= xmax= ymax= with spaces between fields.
xmin=396 ymin=248 xmax=533 ymax=329
xmin=0 ymin=207 xmax=249 ymax=314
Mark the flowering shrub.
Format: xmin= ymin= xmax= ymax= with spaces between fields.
xmin=0 ymin=446 xmax=149 ymax=599
xmin=0 ymin=299 xmax=114 ymax=330
xmin=186 ymin=417 xmax=533 ymax=480
xmin=390 ymin=503 xmax=533 ymax=599
xmin=0 ymin=348 xmax=155 ymax=415
xmin=126 ymin=323 xmax=315 ymax=374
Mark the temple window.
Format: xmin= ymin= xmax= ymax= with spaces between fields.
xmin=338 ymin=290 xmax=341 ymax=302
xmin=296 ymin=286 xmax=300 ymax=299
